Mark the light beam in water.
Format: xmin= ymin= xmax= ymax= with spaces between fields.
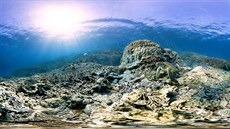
xmin=32 ymin=4 xmax=89 ymax=40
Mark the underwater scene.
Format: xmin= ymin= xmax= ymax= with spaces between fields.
xmin=0 ymin=0 xmax=230 ymax=128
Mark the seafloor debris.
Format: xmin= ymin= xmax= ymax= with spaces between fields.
xmin=0 ymin=40 xmax=229 ymax=127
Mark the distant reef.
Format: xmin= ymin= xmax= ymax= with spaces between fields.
xmin=181 ymin=52 xmax=230 ymax=71
xmin=0 ymin=40 xmax=230 ymax=128
xmin=9 ymin=50 xmax=123 ymax=78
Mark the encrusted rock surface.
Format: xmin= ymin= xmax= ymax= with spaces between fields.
xmin=181 ymin=52 xmax=230 ymax=71
xmin=119 ymin=40 xmax=186 ymax=84
xmin=178 ymin=66 xmax=230 ymax=87
xmin=120 ymin=40 xmax=179 ymax=69
xmin=0 ymin=40 xmax=229 ymax=127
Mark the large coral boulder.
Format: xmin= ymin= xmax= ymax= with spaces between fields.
xmin=120 ymin=40 xmax=179 ymax=69
xmin=119 ymin=40 xmax=182 ymax=84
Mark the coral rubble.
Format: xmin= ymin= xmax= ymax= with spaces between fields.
xmin=0 ymin=40 xmax=229 ymax=127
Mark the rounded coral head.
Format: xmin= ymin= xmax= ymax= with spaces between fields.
xmin=120 ymin=40 xmax=178 ymax=69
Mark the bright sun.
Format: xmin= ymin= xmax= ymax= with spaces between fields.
xmin=32 ymin=5 xmax=87 ymax=40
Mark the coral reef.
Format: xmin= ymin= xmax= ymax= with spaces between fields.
xmin=181 ymin=52 xmax=230 ymax=71
xmin=178 ymin=66 xmax=230 ymax=87
xmin=0 ymin=40 xmax=229 ymax=127
xmin=120 ymin=40 xmax=179 ymax=69
xmin=119 ymin=40 xmax=183 ymax=84
xmin=9 ymin=50 xmax=122 ymax=78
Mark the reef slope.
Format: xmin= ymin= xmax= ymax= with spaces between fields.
xmin=0 ymin=40 xmax=229 ymax=128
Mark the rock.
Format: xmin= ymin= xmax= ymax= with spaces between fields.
xmin=178 ymin=66 xmax=230 ymax=87
xmin=16 ymin=78 xmax=51 ymax=96
xmin=194 ymin=84 xmax=230 ymax=110
xmin=181 ymin=52 xmax=230 ymax=71
xmin=120 ymin=40 xmax=179 ymax=69
xmin=93 ymin=86 xmax=180 ymax=125
xmin=43 ymin=98 xmax=64 ymax=108
xmin=93 ymin=78 xmax=112 ymax=93
xmin=68 ymin=94 xmax=93 ymax=110
xmin=215 ymin=108 xmax=230 ymax=117
xmin=0 ymin=87 xmax=32 ymax=122
xmin=119 ymin=40 xmax=182 ymax=84
xmin=84 ymin=105 xmax=93 ymax=115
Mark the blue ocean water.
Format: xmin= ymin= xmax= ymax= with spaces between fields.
xmin=0 ymin=0 xmax=230 ymax=76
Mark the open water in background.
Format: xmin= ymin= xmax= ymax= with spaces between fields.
xmin=0 ymin=0 xmax=230 ymax=76
xmin=0 ymin=1 xmax=230 ymax=128
xmin=1 ymin=17 xmax=230 ymax=76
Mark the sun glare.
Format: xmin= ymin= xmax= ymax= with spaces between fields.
xmin=32 ymin=5 xmax=87 ymax=40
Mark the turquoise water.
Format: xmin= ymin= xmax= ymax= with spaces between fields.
xmin=1 ymin=1 xmax=230 ymax=128
xmin=0 ymin=0 xmax=229 ymax=76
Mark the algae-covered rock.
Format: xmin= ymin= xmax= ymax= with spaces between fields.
xmin=68 ymin=94 xmax=93 ymax=110
xmin=181 ymin=52 xmax=230 ymax=71
xmin=178 ymin=66 xmax=230 ymax=86
xmin=17 ymin=79 xmax=50 ymax=96
xmin=194 ymin=84 xmax=230 ymax=110
xmin=215 ymin=108 xmax=230 ymax=117
xmin=94 ymin=86 xmax=180 ymax=125
xmin=177 ymin=66 xmax=230 ymax=114
xmin=119 ymin=40 xmax=182 ymax=84
xmin=120 ymin=40 xmax=179 ymax=69
xmin=93 ymin=78 xmax=113 ymax=93
xmin=0 ymin=87 xmax=32 ymax=121
xmin=43 ymin=97 xmax=64 ymax=108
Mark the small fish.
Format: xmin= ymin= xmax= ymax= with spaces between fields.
xmin=83 ymin=53 xmax=88 ymax=56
